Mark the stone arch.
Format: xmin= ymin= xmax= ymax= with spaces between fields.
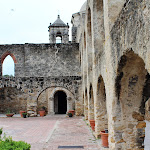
xmin=84 ymin=88 xmax=88 ymax=120
xmin=54 ymin=91 xmax=67 ymax=114
xmin=37 ymin=86 xmax=75 ymax=115
xmin=93 ymin=0 xmax=105 ymax=57
xmin=95 ymin=75 xmax=108 ymax=137
xmin=1 ymin=51 xmax=17 ymax=64
xmin=114 ymin=50 xmax=150 ymax=149
xmin=88 ymin=84 xmax=94 ymax=120
xmin=56 ymin=31 xmax=62 ymax=43
xmin=1 ymin=51 xmax=17 ymax=76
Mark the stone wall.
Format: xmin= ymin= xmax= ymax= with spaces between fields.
xmin=0 ymin=43 xmax=80 ymax=77
xmin=75 ymin=0 xmax=150 ymax=149
xmin=0 ymin=76 xmax=82 ymax=116
xmin=0 ymin=87 xmax=27 ymax=113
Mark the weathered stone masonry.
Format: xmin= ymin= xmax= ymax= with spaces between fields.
xmin=0 ymin=0 xmax=150 ymax=149
xmin=71 ymin=0 xmax=150 ymax=149
xmin=0 ymin=43 xmax=82 ymax=116
xmin=0 ymin=76 xmax=81 ymax=116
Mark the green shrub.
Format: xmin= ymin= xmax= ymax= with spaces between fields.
xmin=0 ymin=129 xmax=31 ymax=150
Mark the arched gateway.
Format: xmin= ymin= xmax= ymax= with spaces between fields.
xmin=54 ymin=91 xmax=67 ymax=114
xmin=37 ymin=87 xmax=75 ymax=115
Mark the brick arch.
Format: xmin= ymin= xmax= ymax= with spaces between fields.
xmin=1 ymin=51 xmax=17 ymax=64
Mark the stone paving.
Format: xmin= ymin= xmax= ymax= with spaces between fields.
xmin=0 ymin=115 xmax=101 ymax=150
xmin=0 ymin=114 xmax=150 ymax=150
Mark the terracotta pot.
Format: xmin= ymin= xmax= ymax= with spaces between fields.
xmin=100 ymin=131 xmax=109 ymax=148
xmin=89 ymin=120 xmax=95 ymax=131
xmin=6 ymin=113 xmax=14 ymax=117
xmin=68 ymin=110 xmax=75 ymax=116
xmin=20 ymin=111 xmax=26 ymax=117
xmin=39 ymin=110 xmax=45 ymax=117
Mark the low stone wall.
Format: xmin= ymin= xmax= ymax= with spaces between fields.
xmin=0 ymin=76 xmax=82 ymax=116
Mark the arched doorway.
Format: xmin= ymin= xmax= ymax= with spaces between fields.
xmin=95 ymin=76 xmax=108 ymax=136
xmin=54 ymin=91 xmax=67 ymax=114
xmin=115 ymin=50 xmax=150 ymax=149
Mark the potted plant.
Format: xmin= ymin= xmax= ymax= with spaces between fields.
xmin=39 ymin=106 xmax=46 ymax=117
xmin=6 ymin=110 xmax=14 ymax=117
xmin=68 ymin=110 xmax=75 ymax=116
xmin=20 ymin=110 xmax=26 ymax=117
xmin=89 ymin=120 xmax=95 ymax=131
xmin=67 ymin=112 xmax=73 ymax=117
xmin=100 ymin=130 xmax=109 ymax=148
xmin=22 ymin=113 xmax=27 ymax=118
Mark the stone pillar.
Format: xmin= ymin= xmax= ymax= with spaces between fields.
xmin=49 ymin=97 xmax=54 ymax=115
xmin=67 ymin=97 xmax=72 ymax=112
xmin=84 ymin=93 xmax=88 ymax=120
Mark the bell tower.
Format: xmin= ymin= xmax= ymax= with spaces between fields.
xmin=48 ymin=15 xmax=69 ymax=43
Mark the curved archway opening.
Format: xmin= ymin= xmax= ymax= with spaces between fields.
xmin=54 ymin=91 xmax=67 ymax=114
xmin=95 ymin=76 xmax=108 ymax=136
xmin=56 ymin=32 xmax=62 ymax=43
xmin=56 ymin=37 xmax=62 ymax=43
xmin=2 ymin=55 xmax=15 ymax=76
xmin=115 ymin=50 xmax=150 ymax=149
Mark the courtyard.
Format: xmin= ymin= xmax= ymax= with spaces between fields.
xmin=0 ymin=115 xmax=150 ymax=150
xmin=0 ymin=115 xmax=101 ymax=150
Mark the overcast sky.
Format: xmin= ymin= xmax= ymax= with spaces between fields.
xmin=0 ymin=0 xmax=86 ymax=44
xmin=1 ymin=0 xmax=86 ymax=75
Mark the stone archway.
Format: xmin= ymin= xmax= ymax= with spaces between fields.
xmin=54 ymin=91 xmax=67 ymax=114
xmin=115 ymin=51 xmax=150 ymax=149
xmin=48 ymin=87 xmax=75 ymax=115
xmin=37 ymin=87 xmax=76 ymax=115
xmin=95 ymin=75 xmax=108 ymax=137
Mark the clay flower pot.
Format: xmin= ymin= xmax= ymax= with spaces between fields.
xmin=100 ymin=131 xmax=109 ymax=148
xmin=39 ymin=110 xmax=45 ymax=117
xmin=20 ymin=111 xmax=26 ymax=117
xmin=68 ymin=110 xmax=75 ymax=116
xmin=89 ymin=119 xmax=95 ymax=131
xmin=6 ymin=113 xmax=14 ymax=117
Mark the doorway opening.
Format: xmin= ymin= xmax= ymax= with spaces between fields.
xmin=54 ymin=91 xmax=67 ymax=114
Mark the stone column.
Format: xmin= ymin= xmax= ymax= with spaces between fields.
xmin=67 ymin=97 xmax=72 ymax=112
xmin=49 ymin=97 xmax=54 ymax=115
